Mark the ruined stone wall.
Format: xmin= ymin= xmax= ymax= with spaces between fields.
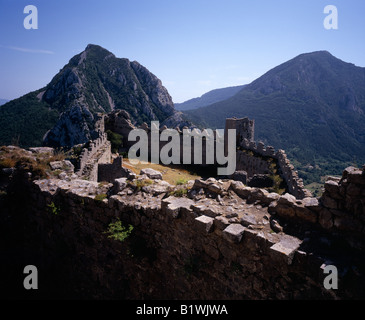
xmin=225 ymin=117 xmax=255 ymax=148
xmin=76 ymin=132 xmax=112 ymax=181
xmin=105 ymin=114 xmax=308 ymax=198
xmin=237 ymin=138 xmax=311 ymax=199
xmin=268 ymin=165 xmax=365 ymax=250
xmin=21 ymin=164 xmax=365 ymax=299
xmin=98 ymin=157 xmax=124 ymax=183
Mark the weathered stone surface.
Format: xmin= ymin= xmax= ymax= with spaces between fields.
xmin=230 ymin=182 xmax=254 ymax=199
xmin=278 ymin=193 xmax=297 ymax=206
xmin=347 ymin=169 xmax=365 ymax=185
xmin=275 ymin=205 xmax=296 ymax=218
xmin=324 ymin=180 xmax=340 ymax=194
xmin=195 ymin=215 xmax=214 ymax=233
xmin=207 ymin=183 xmax=222 ymax=194
xmin=295 ymin=205 xmax=318 ymax=224
xmin=240 ymin=213 xmax=257 ymax=227
xmin=302 ymin=197 xmax=321 ymax=212
xmin=223 ymin=224 xmax=245 ymax=243
xmin=29 ymin=147 xmax=54 ymax=155
xmin=214 ymin=216 xmax=230 ymax=231
xmin=50 ymin=160 xmax=75 ymax=173
xmin=113 ymin=178 xmax=128 ymax=193
xmin=269 ymin=236 xmax=302 ymax=265
xmin=142 ymin=180 xmax=171 ymax=195
xmin=140 ymin=168 xmax=163 ymax=180
xmin=161 ymin=196 xmax=194 ymax=218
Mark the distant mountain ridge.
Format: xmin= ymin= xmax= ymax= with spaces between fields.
xmin=175 ymin=85 xmax=246 ymax=111
xmin=0 ymin=99 xmax=9 ymax=106
xmin=0 ymin=44 xmax=188 ymax=148
xmin=185 ymin=51 xmax=365 ymax=184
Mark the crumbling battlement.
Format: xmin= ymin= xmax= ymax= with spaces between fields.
xmin=76 ymin=132 xmax=112 ymax=181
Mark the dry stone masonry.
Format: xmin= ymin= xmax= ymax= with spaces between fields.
xmin=11 ymin=158 xmax=365 ymax=299
xmin=2 ymin=114 xmax=365 ymax=299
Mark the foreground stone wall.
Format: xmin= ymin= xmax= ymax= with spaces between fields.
xmin=22 ymin=164 xmax=365 ymax=299
xmin=268 ymin=165 xmax=365 ymax=250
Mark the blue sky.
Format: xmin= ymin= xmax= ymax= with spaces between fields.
xmin=1 ymin=0 xmax=365 ymax=103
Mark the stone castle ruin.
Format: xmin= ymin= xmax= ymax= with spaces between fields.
xmin=78 ymin=110 xmax=310 ymax=199
xmin=2 ymin=110 xmax=365 ymax=299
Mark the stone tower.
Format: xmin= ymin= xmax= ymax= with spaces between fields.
xmin=225 ymin=117 xmax=255 ymax=150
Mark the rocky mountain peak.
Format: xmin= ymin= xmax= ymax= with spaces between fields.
xmin=39 ymin=45 xmax=186 ymax=147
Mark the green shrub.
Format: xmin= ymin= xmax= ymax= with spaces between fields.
xmin=169 ymin=188 xmax=188 ymax=197
xmin=47 ymin=202 xmax=60 ymax=215
xmin=105 ymin=219 xmax=133 ymax=242
xmin=106 ymin=130 xmax=123 ymax=153
xmin=175 ymin=178 xmax=189 ymax=186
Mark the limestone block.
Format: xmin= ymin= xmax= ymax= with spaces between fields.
xmin=113 ymin=178 xmax=128 ymax=193
xmin=195 ymin=215 xmax=214 ymax=233
xmin=50 ymin=160 xmax=75 ymax=173
xmin=240 ymin=213 xmax=257 ymax=227
xmin=223 ymin=224 xmax=245 ymax=243
xmin=161 ymin=196 xmax=194 ymax=218
xmin=269 ymin=236 xmax=302 ymax=265
xmin=302 ymin=197 xmax=321 ymax=212
xmin=214 ymin=216 xmax=230 ymax=231
xmin=324 ymin=180 xmax=340 ymax=193
xmin=140 ymin=168 xmax=163 ymax=180
xmin=274 ymin=205 xmax=296 ymax=218
xmin=278 ymin=193 xmax=297 ymax=206
xmin=230 ymin=182 xmax=254 ymax=199
xmin=295 ymin=205 xmax=318 ymax=224
xmin=203 ymin=204 xmax=222 ymax=218
xmin=347 ymin=169 xmax=365 ymax=185
xmin=207 ymin=183 xmax=222 ymax=194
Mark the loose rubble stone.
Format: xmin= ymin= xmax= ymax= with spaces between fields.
xmin=240 ymin=213 xmax=257 ymax=227
xmin=140 ymin=168 xmax=163 ymax=180
xmin=50 ymin=160 xmax=75 ymax=173
xmin=113 ymin=178 xmax=128 ymax=193
xmin=270 ymin=219 xmax=283 ymax=233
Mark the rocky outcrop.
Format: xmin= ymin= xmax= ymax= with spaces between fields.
xmin=41 ymin=44 xmax=185 ymax=148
